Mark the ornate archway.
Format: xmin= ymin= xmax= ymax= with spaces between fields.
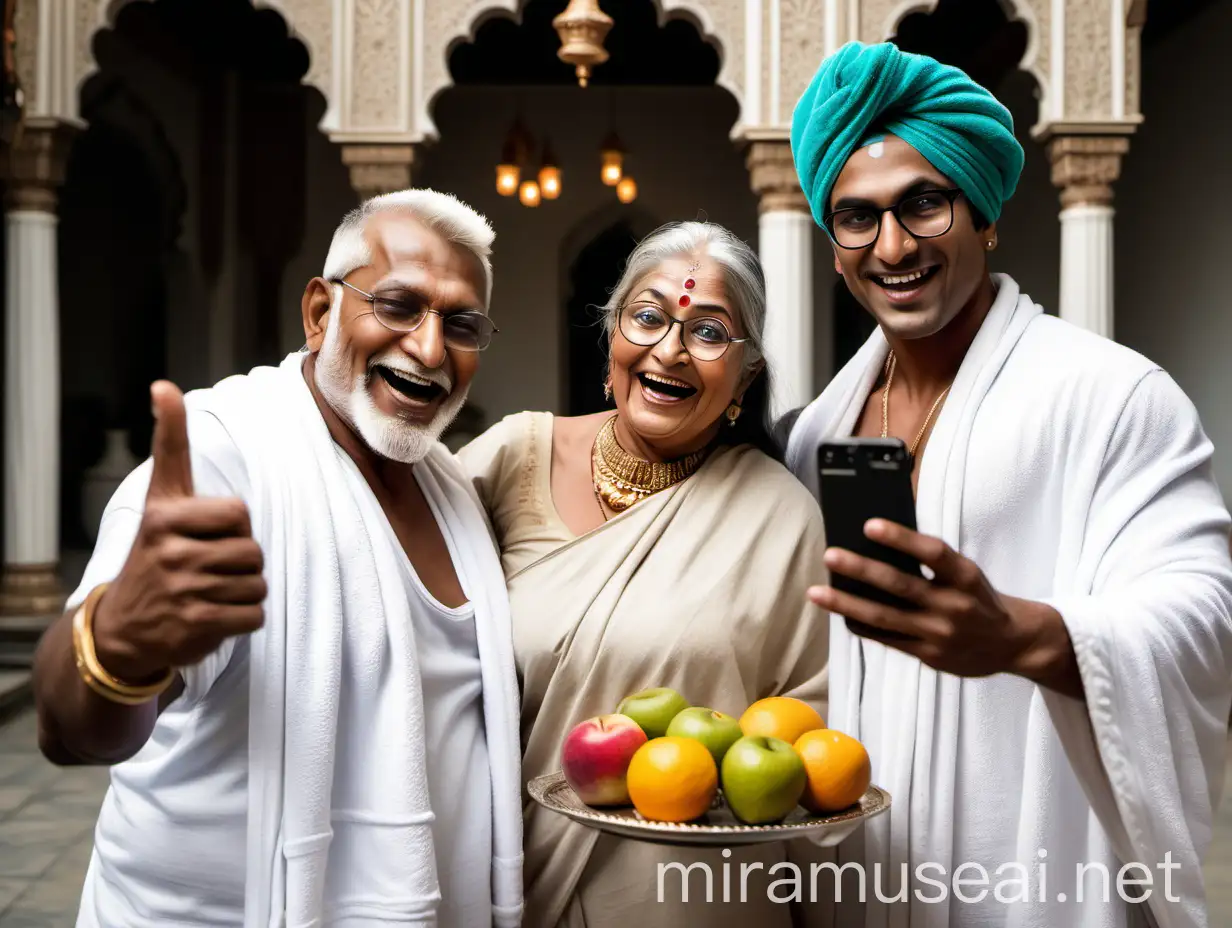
xmin=421 ymin=0 xmax=752 ymax=140
xmin=14 ymin=0 xmax=332 ymax=127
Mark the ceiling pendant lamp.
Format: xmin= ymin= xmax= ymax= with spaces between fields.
xmin=495 ymin=117 xmax=533 ymax=196
xmin=616 ymin=175 xmax=637 ymax=203
xmin=552 ymin=0 xmax=614 ymax=88
xmin=519 ymin=179 xmax=542 ymax=207
xmin=538 ymin=140 xmax=561 ymax=200
xmin=599 ymin=131 xmax=624 ymax=186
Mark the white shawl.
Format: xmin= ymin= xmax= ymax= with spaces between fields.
xmin=185 ymin=352 xmax=524 ymax=928
xmin=786 ymin=275 xmax=1232 ymax=928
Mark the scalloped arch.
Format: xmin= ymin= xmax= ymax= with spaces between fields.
xmin=420 ymin=0 xmax=747 ymax=141
xmin=74 ymin=0 xmax=332 ymax=125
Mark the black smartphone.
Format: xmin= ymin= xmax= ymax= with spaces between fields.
xmin=817 ymin=438 xmax=924 ymax=638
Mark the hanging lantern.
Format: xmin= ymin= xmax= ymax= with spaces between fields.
xmin=538 ymin=140 xmax=561 ymax=199
xmin=599 ymin=131 xmax=624 ymax=186
xmin=496 ymin=163 xmax=519 ymax=197
xmin=616 ymin=175 xmax=637 ymax=204
xmin=519 ymin=179 xmax=542 ymax=207
xmin=553 ymin=0 xmax=613 ymax=87
xmin=496 ymin=117 xmax=533 ymax=196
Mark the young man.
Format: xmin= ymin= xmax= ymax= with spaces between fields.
xmin=31 ymin=190 xmax=524 ymax=928
xmin=785 ymin=42 xmax=1232 ymax=928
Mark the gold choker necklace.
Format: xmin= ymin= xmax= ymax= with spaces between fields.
xmin=591 ymin=416 xmax=710 ymax=513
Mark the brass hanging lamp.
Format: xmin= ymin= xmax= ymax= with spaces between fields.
xmin=553 ymin=0 xmax=613 ymax=88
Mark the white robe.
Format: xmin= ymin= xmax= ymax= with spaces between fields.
xmin=182 ymin=352 xmax=525 ymax=927
xmin=785 ymin=274 xmax=1232 ymax=928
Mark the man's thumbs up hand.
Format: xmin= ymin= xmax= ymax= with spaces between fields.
xmin=88 ymin=381 xmax=267 ymax=685
xmin=148 ymin=381 xmax=194 ymax=499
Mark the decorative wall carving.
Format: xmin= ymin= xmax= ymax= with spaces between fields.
xmin=350 ymin=0 xmax=402 ymax=128
xmin=1124 ymin=19 xmax=1141 ymax=121
xmin=746 ymin=137 xmax=808 ymax=213
xmin=342 ymin=143 xmax=416 ymax=199
xmin=13 ymin=0 xmax=36 ymax=110
xmin=1047 ymin=135 xmax=1129 ymax=208
xmin=780 ymin=0 xmax=825 ymax=124
xmin=1064 ymin=0 xmax=1111 ymax=121
xmin=26 ymin=0 xmax=1145 ymax=169
xmin=762 ymin=0 xmax=772 ymax=122
xmin=3 ymin=118 xmax=78 ymax=211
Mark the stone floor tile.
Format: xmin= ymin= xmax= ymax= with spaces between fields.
xmin=0 ymin=820 xmax=91 ymax=879
xmin=0 ymin=758 xmax=48 ymax=790
xmin=0 ymin=909 xmax=71 ymax=927
xmin=8 ymin=846 xmax=89 ymax=914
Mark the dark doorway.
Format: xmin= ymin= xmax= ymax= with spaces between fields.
xmin=564 ymin=220 xmax=643 ymax=415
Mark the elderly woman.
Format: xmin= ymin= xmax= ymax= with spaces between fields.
xmin=458 ymin=221 xmax=830 ymax=926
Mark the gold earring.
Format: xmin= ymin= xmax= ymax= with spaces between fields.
xmin=725 ymin=402 xmax=741 ymax=426
xmin=986 ymin=239 xmax=997 ymax=249
xmin=603 ymin=379 xmax=612 ymax=400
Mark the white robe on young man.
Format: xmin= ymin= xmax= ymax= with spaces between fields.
xmin=786 ymin=274 xmax=1232 ymax=928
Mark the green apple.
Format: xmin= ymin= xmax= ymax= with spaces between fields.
xmin=720 ymin=735 xmax=807 ymax=825
xmin=616 ymin=687 xmax=690 ymax=739
xmin=665 ymin=707 xmax=744 ymax=766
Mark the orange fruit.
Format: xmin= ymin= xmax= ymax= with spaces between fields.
xmin=793 ymin=729 xmax=872 ymax=813
xmin=626 ymin=736 xmax=718 ymax=822
xmin=739 ymin=696 xmax=825 ymax=745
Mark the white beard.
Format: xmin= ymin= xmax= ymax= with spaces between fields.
xmin=314 ymin=289 xmax=470 ymax=464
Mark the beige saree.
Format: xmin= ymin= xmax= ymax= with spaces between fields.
xmin=458 ymin=411 xmax=832 ymax=927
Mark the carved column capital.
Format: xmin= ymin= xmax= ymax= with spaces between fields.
xmin=340 ymin=143 xmax=417 ymax=201
xmin=746 ymin=139 xmax=809 ymax=215
xmin=3 ymin=119 xmax=78 ymax=212
xmin=1047 ymin=135 xmax=1131 ymax=209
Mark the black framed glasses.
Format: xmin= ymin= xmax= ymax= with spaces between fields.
xmin=822 ymin=188 xmax=965 ymax=250
xmin=331 ymin=278 xmax=499 ymax=351
xmin=618 ymin=302 xmax=749 ymax=362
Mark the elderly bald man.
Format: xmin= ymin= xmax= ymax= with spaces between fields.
xmin=783 ymin=41 xmax=1232 ymax=928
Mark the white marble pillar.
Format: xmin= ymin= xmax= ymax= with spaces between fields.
xmin=1049 ymin=135 xmax=1131 ymax=340
xmin=1 ymin=120 xmax=76 ymax=615
xmin=747 ymin=138 xmax=814 ymax=420
xmin=1059 ymin=204 xmax=1115 ymax=337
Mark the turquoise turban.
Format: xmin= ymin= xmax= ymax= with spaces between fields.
xmin=790 ymin=41 xmax=1024 ymax=229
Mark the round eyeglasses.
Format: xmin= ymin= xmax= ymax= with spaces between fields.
xmin=618 ymin=302 xmax=749 ymax=362
xmin=823 ymin=188 xmax=965 ymax=250
xmin=332 ymin=278 xmax=499 ymax=351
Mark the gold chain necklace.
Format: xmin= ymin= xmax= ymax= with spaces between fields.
xmin=880 ymin=352 xmax=951 ymax=457
xmin=591 ymin=415 xmax=710 ymax=514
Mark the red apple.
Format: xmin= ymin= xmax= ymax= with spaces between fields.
xmin=561 ymin=713 xmax=648 ymax=806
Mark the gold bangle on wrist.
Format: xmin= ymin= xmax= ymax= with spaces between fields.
xmin=71 ymin=582 xmax=174 ymax=706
